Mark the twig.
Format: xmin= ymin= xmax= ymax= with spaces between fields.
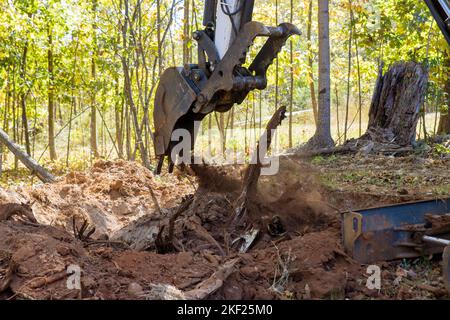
xmin=72 ymin=216 xmax=96 ymax=241
xmin=155 ymin=195 xmax=194 ymax=253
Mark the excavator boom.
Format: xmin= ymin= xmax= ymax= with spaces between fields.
xmin=425 ymin=0 xmax=450 ymax=45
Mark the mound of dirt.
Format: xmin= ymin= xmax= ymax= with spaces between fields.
xmin=1 ymin=155 xmax=443 ymax=300
xmin=13 ymin=160 xmax=195 ymax=238
xmin=0 ymin=220 xmax=218 ymax=300
xmin=213 ymin=230 xmax=361 ymax=300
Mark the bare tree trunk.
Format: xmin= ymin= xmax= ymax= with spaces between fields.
xmin=0 ymin=128 xmax=55 ymax=183
xmin=215 ymin=112 xmax=227 ymax=157
xmin=1 ymin=77 xmax=11 ymax=175
xmin=274 ymin=0 xmax=279 ymax=114
xmin=121 ymin=0 xmax=151 ymax=168
xmin=67 ymin=33 xmax=79 ymax=167
xmin=208 ymin=114 xmax=212 ymax=156
xmin=362 ymin=62 xmax=428 ymax=146
xmin=183 ymin=0 xmax=190 ymax=65
xmin=20 ymin=43 xmax=31 ymax=155
xmin=306 ymin=0 xmax=334 ymax=149
xmin=344 ymin=0 xmax=353 ymax=142
xmin=252 ymin=95 xmax=256 ymax=146
xmin=157 ymin=0 xmax=163 ymax=76
xmin=115 ymin=78 xmax=124 ymax=158
xmin=335 ymin=85 xmax=341 ymax=144
xmin=90 ymin=0 xmax=99 ymax=159
xmin=244 ymin=101 xmax=249 ymax=154
xmin=47 ymin=26 xmax=57 ymax=161
xmin=12 ymin=63 xmax=19 ymax=169
xmin=437 ymin=55 xmax=450 ymax=134
xmin=125 ymin=99 xmax=131 ymax=160
xmin=354 ymin=23 xmax=362 ymax=136
xmin=306 ymin=0 xmax=318 ymax=125
xmin=259 ymin=91 xmax=262 ymax=135
xmin=289 ymin=0 xmax=294 ymax=148
xmin=230 ymin=107 xmax=235 ymax=143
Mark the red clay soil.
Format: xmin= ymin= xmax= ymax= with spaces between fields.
xmin=18 ymin=160 xmax=194 ymax=237
xmin=0 ymin=157 xmax=447 ymax=300
xmin=0 ymin=220 xmax=220 ymax=300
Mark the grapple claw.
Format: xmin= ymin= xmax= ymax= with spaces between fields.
xmin=153 ymin=22 xmax=300 ymax=172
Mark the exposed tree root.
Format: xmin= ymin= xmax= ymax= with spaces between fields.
xmin=155 ymin=195 xmax=194 ymax=253
xmin=234 ymin=106 xmax=287 ymax=225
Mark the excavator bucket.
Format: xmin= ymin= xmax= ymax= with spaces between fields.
xmin=153 ymin=67 xmax=205 ymax=163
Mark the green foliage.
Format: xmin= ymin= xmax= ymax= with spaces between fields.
xmin=0 ymin=0 xmax=448 ymax=171
xmin=311 ymin=154 xmax=338 ymax=165
xmin=433 ymin=143 xmax=450 ymax=156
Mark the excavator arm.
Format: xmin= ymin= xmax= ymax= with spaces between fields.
xmin=153 ymin=0 xmax=300 ymax=173
xmin=425 ymin=0 xmax=450 ymax=45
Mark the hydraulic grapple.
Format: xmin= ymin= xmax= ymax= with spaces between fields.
xmin=153 ymin=0 xmax=300 ymax=173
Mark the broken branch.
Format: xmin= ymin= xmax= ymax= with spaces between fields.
xmin=234 ymin=106 xmax=287 ymax=224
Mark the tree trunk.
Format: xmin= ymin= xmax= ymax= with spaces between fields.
xmin=0 ymin=128 xmax=55 ymax=183
xmin=354 ymin=21 xmax=363 ymax=136
xmin=121 ymin=0 xmax=151 ymax=169
xmin=335 ymin=85 xmax=341 ymax=144
xmin=344 ymin=1 xmax=353 ymax=142
xmin=289 ymin=0 xmax=294 ymax=148
xmin=215 ymin=112 xmax=227 ymax=157
xmin=90 ymin=0 xmax=99 ymax=158
xmin=306 ymin=0 xmax=318 ymax=125
xmin=274 ymin=0 xmax=279 ymax=113
xmin=115 ymin=78 xmax=124 ymax=158
xmin=90 ymin=56 xmax=99 ymax=158
xmin=20 ymin=43 xmax=31 ymax=156
xmin=363 ymin=62 xmax=428 ymax=146
xmin=306 ymin=0 xmax=334 ymax=149
xmin=47 ymin=26 xmax=57 ymax=161
xmin=437 ymin=55 xmax=450 ymax=134
xmin=157 ymin=0 xmax=163 ymax=76
xmin=183 ymin=0 xmax=190 ymax=65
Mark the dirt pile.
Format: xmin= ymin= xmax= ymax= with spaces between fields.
xmin=11 ymin=160 xmax=194 ymax=237
xmin=1 ymin=155 xmax=445 ymax=300
xmin=213 ymin=230 xmax=361 ymax=299
xmin=0 ymin=220 xmax=220 ymax=300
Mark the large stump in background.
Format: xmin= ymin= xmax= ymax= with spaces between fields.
xmin=362 ymin=62 xmax=428 ymax=146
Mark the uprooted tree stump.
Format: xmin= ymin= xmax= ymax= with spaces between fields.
xmin=361 ymin=61 xmax=428 ymax=147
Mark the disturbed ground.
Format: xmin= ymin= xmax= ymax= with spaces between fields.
xmin=0 ymin=154 xmax=448 ymax=300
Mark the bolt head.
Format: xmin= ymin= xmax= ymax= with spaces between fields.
xmin=197 ymin=94 xmax=206 ymax=103
xmin=193 ymin=72 xmax=201 ymax=81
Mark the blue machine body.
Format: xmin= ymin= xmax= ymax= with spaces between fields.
xmin=343 ymin=198 xmax=450 ymax=263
